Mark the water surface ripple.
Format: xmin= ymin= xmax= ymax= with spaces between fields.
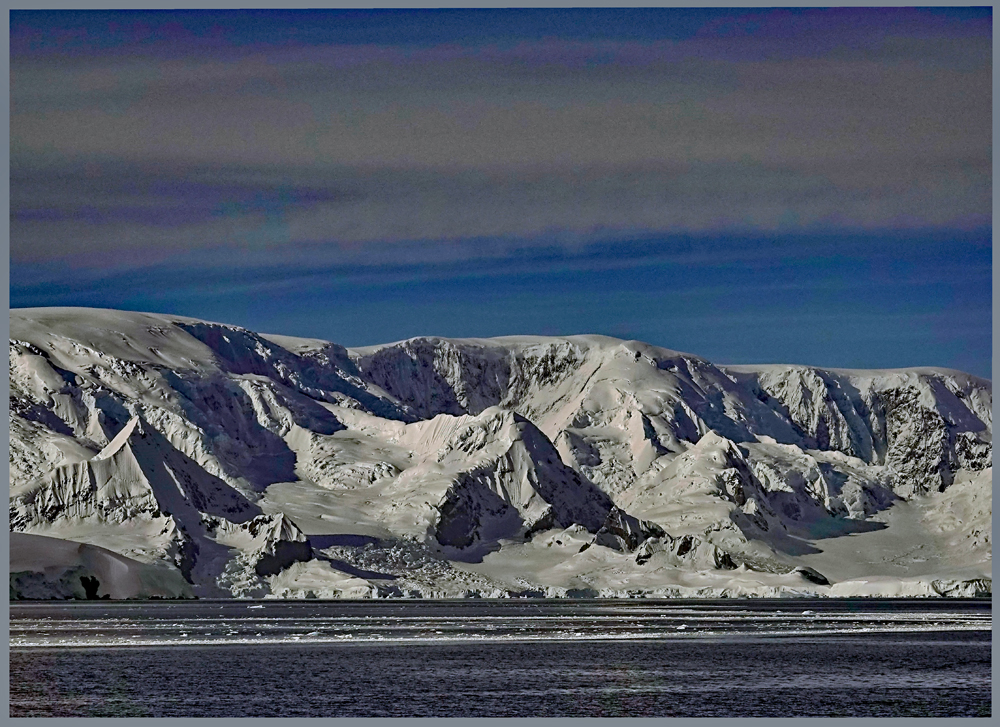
xmin=9 ymin=599 xmax=991 ymax=717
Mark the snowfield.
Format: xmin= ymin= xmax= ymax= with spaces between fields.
xmin=9 ymin=307 xmax=991 ymax=599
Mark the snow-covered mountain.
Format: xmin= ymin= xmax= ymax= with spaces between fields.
xmin=9 ymin=308 xmax=992 ymax=599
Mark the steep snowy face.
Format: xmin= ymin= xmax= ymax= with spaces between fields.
xmin=732 ymin=367 xmax=882 ymax=459
xmin=323 ymin=407 xmax=615 ymax=551
xmin=617 ymin=431 xmax=785 ymax=542
xmin=351 ymin=337 xmax=810 ymax=493
xmin=743 ymin=441 xmax=894 ymax=523
xmin=10 ymin=415 xmax=311 ymax=596
xmin=9 ymin=308 xmax=409 ymax=495
xmin=353 ymin=336 xmax=991 ymax=501
xmin=8 ymin=309 xmax=396 ymax=595
xmin=9 ymin=308 xmax=993 ymax=599
xmin=726 ymin=365 xmax=993 ymax=497
xmin=350 ymin=337 xmax=516 ymax=418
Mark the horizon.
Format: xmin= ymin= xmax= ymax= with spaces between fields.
xmin=9 ymin=8 xmax=992 ymax=378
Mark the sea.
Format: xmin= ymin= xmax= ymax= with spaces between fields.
xmin=9 ymin=598 xmax=991 ymax=718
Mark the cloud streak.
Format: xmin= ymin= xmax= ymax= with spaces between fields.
xmin=10 ymin=9 xmax=990 ymax=266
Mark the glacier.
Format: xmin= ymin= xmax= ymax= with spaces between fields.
xmin=9 ymin=307 xmax=991 ymax=599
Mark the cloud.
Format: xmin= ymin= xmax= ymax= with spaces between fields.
xmin=10 ymin=156 xmax=989 ymax=269
xmin=9 ymin=12 xmax=991 ymax=265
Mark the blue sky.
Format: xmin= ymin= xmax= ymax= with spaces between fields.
xmin=9 ymin=9 xmax=992 ymax=377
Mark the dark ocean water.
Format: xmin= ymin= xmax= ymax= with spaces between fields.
xmin=9 ymin=599 xmax=991 ymax=717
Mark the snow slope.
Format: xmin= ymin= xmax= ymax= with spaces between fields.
xmin=10 ymin=532 xmax=193 ymax=600
xmin=9 ymin=307 xmax=992 ymax=598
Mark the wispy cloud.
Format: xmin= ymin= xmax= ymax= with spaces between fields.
xmin=10 ymin=9 xmax=990 ymax=267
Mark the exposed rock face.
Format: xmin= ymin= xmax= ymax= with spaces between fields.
xmin=352 ymin=337 xmax=513 ymax=418
xmin=931 ymin=578 xmax=992 ymax=598
xmin=209 ymin=513 xmax=313 ymax=577
xmin=729 ymin=366 xmax=992 ymax=498
xmin=954 ymin=431 xmax=992 ymax=471
xmin=590 ymin=507 xmax=665 ymax=552
xmin=9 ymin=308 xmax=992 ymax=598
xmin=744 ymin=367 xmax=880 ymax=459
xmin=793 ymin=566 xmax=831 ymax=586
xmin=880 ymin=386 xmax=952 ymax=496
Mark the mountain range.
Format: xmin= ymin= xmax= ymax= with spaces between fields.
xmin=9 ymin=307 xmax=991 ymax=599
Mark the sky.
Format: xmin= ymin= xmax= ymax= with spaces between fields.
xmin=9 ymin=8 xmax=993 ymax=377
